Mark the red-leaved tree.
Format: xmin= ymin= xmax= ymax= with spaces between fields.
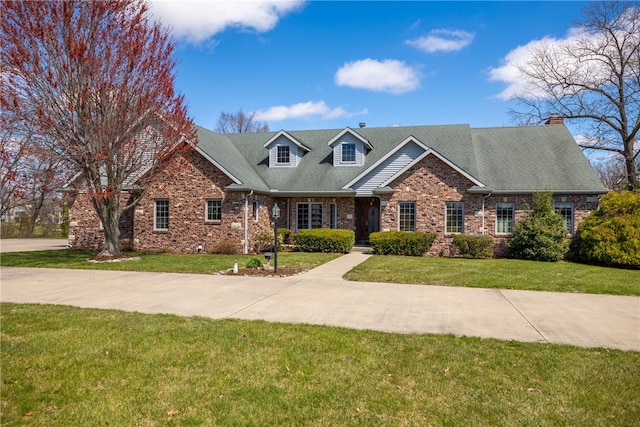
xmin=1 ymin=0 xmax=195 ymax=256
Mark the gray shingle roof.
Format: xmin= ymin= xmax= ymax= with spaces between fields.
xmin=194 ymin=123 xmax=606 ymax=195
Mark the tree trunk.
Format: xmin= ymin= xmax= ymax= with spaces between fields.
xmin=96 ymin=200 xmax=122 ymax=258
xmin=625 ymin=156 xmax=638 ymax=191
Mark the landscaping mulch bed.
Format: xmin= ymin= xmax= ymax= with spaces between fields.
xmin=225 ymin=267 xmax=306 ymax=277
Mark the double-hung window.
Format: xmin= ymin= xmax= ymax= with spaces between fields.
xmin=496 ymin=203 xmax=515 ymax=234
xmin=276 ymin=145 xmax=290 ymax=165
xmin=445 ymin=202 xmax=464 ymax=234
xmin=154 ymin=199 xmax=169 ymax=231
xmin=554 ymin=203 xmax=574 ymax=234
xmin=398 ymin=202 xmax=416 ymax=231
xmin=341 ymin=143 xmax=356 ymax=163
xmin=297 ymin=202 xmax=322 ymax=230
xmin=206 ymin=199 xmax=222 ymax=222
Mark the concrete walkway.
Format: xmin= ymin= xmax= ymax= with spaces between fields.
xmin=1 ymin=246 xmax=638 ymax=351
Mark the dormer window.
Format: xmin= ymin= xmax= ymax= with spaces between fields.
xmin=328 ymin=127 xmax=372 ymax=167
xmin=263 ymin=130 xmax=310 ymax=168
xmin=277 ymin=145 xmax=290 ymax=165
xmin=342 ymin=143 xmax=356 ymax=163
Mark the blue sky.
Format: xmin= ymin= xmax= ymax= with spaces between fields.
xmin=150 ymin=1 xmax=590 ymax=132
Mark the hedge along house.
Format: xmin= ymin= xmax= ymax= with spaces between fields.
xmin=68 ymin=119 xmax=607 ymax=256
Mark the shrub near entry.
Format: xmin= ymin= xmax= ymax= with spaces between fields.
xmin=369 ymin=231 xmax=437 ymax=256
xmin=293 ymin=229 xmax=355 ymax=253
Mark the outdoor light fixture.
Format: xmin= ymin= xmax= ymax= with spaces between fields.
xmin=272 ymin=203 xmax=280 ymax=273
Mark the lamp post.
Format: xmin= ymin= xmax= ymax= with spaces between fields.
xmin=272 ymin=202 xmax=280 ymax=273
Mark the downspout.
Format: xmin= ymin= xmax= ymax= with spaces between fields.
xmin=244 ymin=190 xmax=254 ymax=254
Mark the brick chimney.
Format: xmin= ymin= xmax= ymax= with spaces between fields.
xmin=545 ymin=115 xmax=564 ymax=125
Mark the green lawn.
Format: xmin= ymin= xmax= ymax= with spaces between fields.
xmin=0 ymin=250 xmax=340 ymax=274
xmin=345 ymin=256 xmax=640 ymax=296
xmin=2 ymin=303 xmax=638 ymax=426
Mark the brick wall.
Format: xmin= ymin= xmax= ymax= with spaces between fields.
xmin=379 ymin=154 xmax=482 ymax=256
xmin=68 ymin=192 xmax=134 ymax=250
xmin=133 ymin=150 xmax=275 ymax=254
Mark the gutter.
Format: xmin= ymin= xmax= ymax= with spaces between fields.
xmin=467 ymin=187 xmax=608 ymax=195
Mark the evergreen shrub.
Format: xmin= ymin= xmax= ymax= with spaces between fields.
xmin=578 ymin=192 xmax=640 ymax=269
xmin=507 ymin=192 xmax=569 ymax=262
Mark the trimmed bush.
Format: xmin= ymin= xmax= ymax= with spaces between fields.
xmin=293 ymin=229 xmax=355 ymax=253
xmin=278 ymin=228 xmax=292 ymax=244
xmin=246 ymin=257 xmax=262 ymax=269
xmin=452 ymin=234 xmax=494 ymax=259
xmin=507 ymin=192 xmax=570 ymax=262
xmin=578 ymin=191 xmax=640 ymax=269
xmin=210 ymin=239 xmax=238 ymax=255
xmin=369 ymin=231 xmax=437 ymax=256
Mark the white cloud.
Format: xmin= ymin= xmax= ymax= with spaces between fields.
xmin=254 ymin=101 xmax=367 ymax=121
xmin=488 ymin=15 xmax=640 ymax=101
xmin=334 ymin=59 xmax=421 ymax=94
xmin=149 ymin=0 xmax=305 ymax=43
xmin=406 ymin=29 xmax=474 ymax=53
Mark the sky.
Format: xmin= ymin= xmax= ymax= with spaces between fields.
xmin=149 ymin=0 xmax=592 ymax=132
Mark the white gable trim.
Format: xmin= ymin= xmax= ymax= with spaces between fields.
xmin=344 ymin=135 xmax=485 ymax=190
xmin=327 ymin=127 xmax=373 ymax=149
xmin=194 ymin=144 xmax=243 ymax=185
xmin=382 ymin=148 xmax=485 ymax=188
xmin=263 ymin=130 xmax=310 ymax=152
xmin=343 ymin=136 xmax=427 ymax=189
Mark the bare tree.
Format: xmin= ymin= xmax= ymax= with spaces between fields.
xmin=1 ymin=0 xmax=195 ymax=256
xmin=511 ymin=1 xmax=640 ymax=190
xmin=215 ymin=109 xmax=270 ymax=133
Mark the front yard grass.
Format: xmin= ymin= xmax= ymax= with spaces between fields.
xmin=0 ymin=250 xmax=340 ymax=274
xmin=345 ymin=256 xmax=640 ymax=296
xmin=1 ymin=250 xmax=639 ymax=295
xmin=2 ymin=303 xmax=638 ymax=426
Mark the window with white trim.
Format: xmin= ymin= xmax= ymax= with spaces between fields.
xmin=342 ymin=143 xmax=356 ymax=163
xmin=297 ymin=202 xmax=322 ymax=230
xmin=445 ymin=202 xmax=464 ymax=234
xmin=496 ymin=203 xmax=514 ymax=234
xmin=398 ymin=202 xmax=416 ymax=232
xmin=554 ymin=202 xmax=574 ymax=234
xmin=206 ymin=199 xmax=222 ymax=222
xmin=154 ymin=199 xmax=169 ymax=230
xmin=276 ymin=145 xmax=290 ymax=165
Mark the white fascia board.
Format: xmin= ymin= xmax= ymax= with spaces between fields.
xmin=327 ymin=127 xmax=373 ymax=149
xmin=342 ymin=135 xmax=429 ymax=189
xmin=194 ymin=143 xmax=243 ymax=185
xmin=263 ymin=130 xmax=310 ymax=152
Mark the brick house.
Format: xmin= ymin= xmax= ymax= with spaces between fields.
xmin=68 ymin=119 xmax=607 ymax=256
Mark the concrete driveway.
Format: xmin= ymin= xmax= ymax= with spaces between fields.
xmin=0 ymin=238 xmax=68 ymax=253
xmin=1 ymin=248 xmax=638 ymax=351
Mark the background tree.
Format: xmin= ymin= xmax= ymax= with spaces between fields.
xmin=215 ymin=109 xmax=269 ymax=133
xmin=0 ymin=108 xmax=31 ymax=220
xmin=511 ymin=1 xmax=639 ymax=190
xmin=1 ymin=0 xmax=195 ymax=256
